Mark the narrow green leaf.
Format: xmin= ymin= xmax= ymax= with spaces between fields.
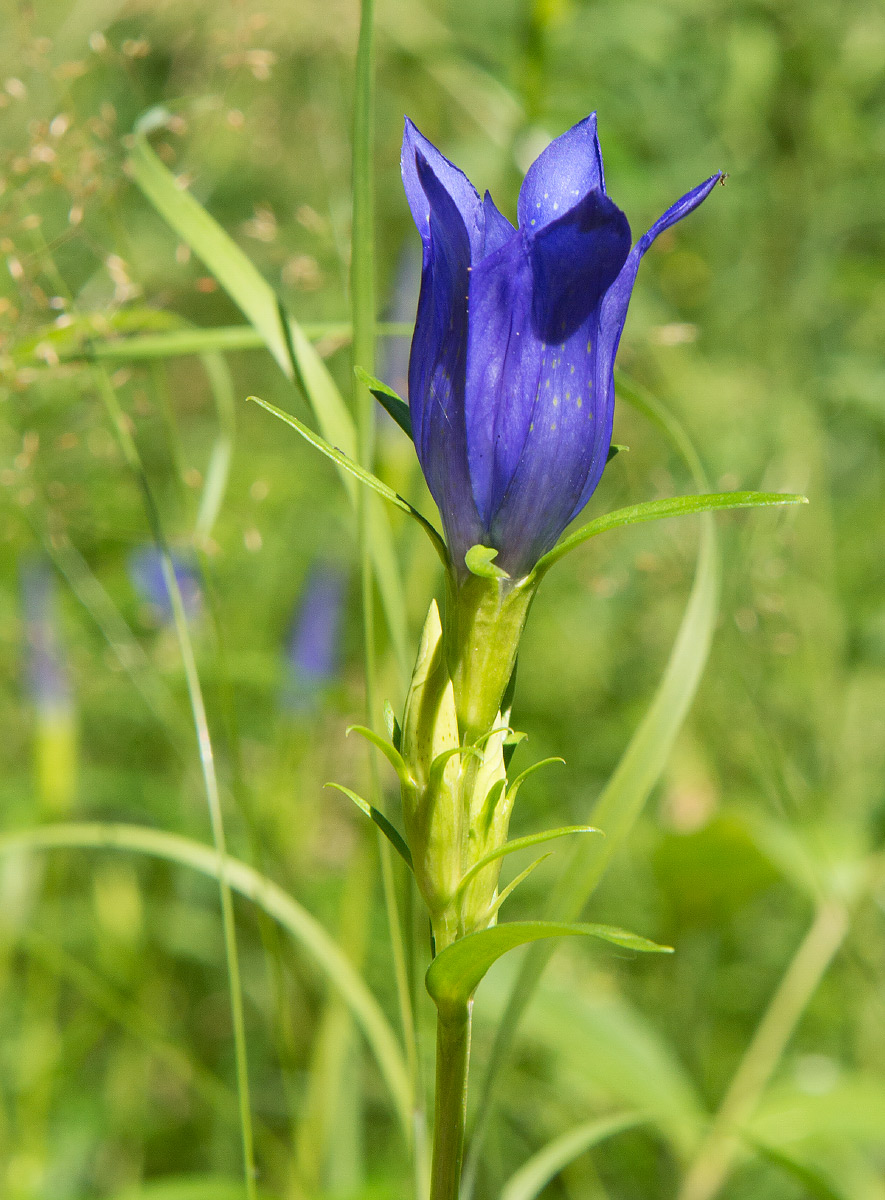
xmin=500 ymin=1112 xmax=647 ymax=1200
xmin=426 ymin=921 xmax=672 ymax=1014
xmin=506 ymin=757 xmax=566 ymax=805
xmin=346 ymin=725 xmax=414 ymax=788
xmin=247 ymin=395 xmax=447 ymax=563
xmin=80 ymin=322 xmax=412 ymax=362
xmin=465 ymin=544 xmax=510 ymax=580
xmin=749 ymin=1140 xmax=848 ymax=1200
xmin=354 ymin=365 xmax=413 ymax=440
xmin=607 ymin=443 xmax=628 ymax=462
xmin=193 ymin=352 xmax=235 ymax=545
xmin=325 ymin=783 xmax=413 ymax=870
xmin=485 ymin=854 xmax=554 ymax=917
xmin=456 ymin=827 xmax=600 ymax=896
xmin=532 ymin=491 xmax=808 ymax=578
xmin=383 ymin=699 xmax=402 ymax=752
xmin=128 ymin=135 xmax=411 ymax=680
xmin=0 ymin=823 xmax=412 ymax=1140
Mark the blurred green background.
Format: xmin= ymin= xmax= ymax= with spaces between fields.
xmin=1 ymin=0 xmax=883 ymax=1197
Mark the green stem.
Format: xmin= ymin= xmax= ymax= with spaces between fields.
xmin=677 ymin=900 xmax=848 ymax=1200
xmin=430 ymin=1003 xmax=473 ymax=1200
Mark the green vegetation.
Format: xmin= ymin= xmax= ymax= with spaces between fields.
xmin=0 ymin=1 xmax=882 ymax=1198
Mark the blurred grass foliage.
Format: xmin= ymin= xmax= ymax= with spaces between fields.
xmin=0 ymin=0 xmax=883 ymax=1198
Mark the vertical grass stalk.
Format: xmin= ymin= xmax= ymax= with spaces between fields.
xmin=95 ymin=370 xmax=257 ymax=1200
xmin=677 ymin=900 xmax=848 ymax=1200
xmin=351 ymin=0 xmax=423 ymax=1187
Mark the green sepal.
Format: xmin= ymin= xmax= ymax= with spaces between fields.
xmin=383 ymin=699 xmax=402 ymax=753
xmin=607 ymin=443 xmax=628 ymax=462
xmin=426 ymin=920 xmax=673 ymax=1014
xmin=247 ymin=394 xmax=448 ymax=565
xmin=354 ymin=366 xmax=413 ymax=440
xmin=456 ymin=825 xmax=599 ymax=897
xmin=465 ymin=544 xmax=510 ymax=580
xmin=346 ymin=724 xmax=415 ymax=790
xmin=325 ymin=783 xmax=413 ymax=871
xmin=506 ymin=757 xmax=566 ymax=806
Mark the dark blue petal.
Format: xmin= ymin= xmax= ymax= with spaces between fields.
xmin=529 ymin=188 xmax=631 ymax=342
xmin=401 ymin=118 xmax=485 ymax=260
xmin=463 ymin=192 xmax=631 ymax=572
xmin=517 ymin=112 xmax=606 ymax=233
xmin=482 ymin=191 xmax=516 ymax=256
xmin=565 ymin=171 xmax=723 ymax=523
xmin=407 ymin=151 xmax=485 ymax=561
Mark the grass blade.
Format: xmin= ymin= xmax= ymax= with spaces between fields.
xmin=128 ymin=134 xmax=412 ymax=679
xmin=499 ymin=1112 xmax=647 ymax=1200
xmin=0 ymin=821 xmax=413 ymax=1139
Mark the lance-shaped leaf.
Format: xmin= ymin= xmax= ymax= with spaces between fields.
xmin=346 ymin=725 xmax=415 ymax=790
xmin=354 ymin=366 xmax=413 ymax=440
xmin=383 ymin=699 xmax=403 ymax=753
xmin=456 ymin=826 xmax=599 ymax=898
xmin=506 ymin=757 xmax=566 ymax=806
xmin=324 ymin=783 xmax=413 ymax=870
xmin=248 ymin=395 xmax=448 ymax=565
xmin=531 ymin=491 xmax=808 ymax=580
xmin=484 ymin=853 xmax=553 ymax=919
xmin=426 ymin=921 xmax=672 ymax=1016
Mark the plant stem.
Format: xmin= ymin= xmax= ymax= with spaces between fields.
xmin=430 ymin=1003 xmax=473 ymax=1200
xmin=677 ymin=900 xmax=848 ymax=1200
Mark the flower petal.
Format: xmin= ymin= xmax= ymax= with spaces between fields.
xmin=565 ymin=171 xmax=724 ymax=523
xmin=482 ymin=191 xmax=516 ymax=256
xmin=529 ymin=188 xmax=631 ymax=342
xmin=517 ymin=112 xmax=606 ymax=233
xmin=407 ymin=150 xmax=484 ymax=560
xmin=401 ymin=118 xmax=485 ymax=260
xmin=463 ymin=192 xmax=631 ymax=572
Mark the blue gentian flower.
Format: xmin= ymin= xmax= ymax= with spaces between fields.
xmin=402 ymin=112 xmax=722 ymax=579
xmin=282 ymin=562 xmax=348 ymax=712
xmin=20 ymin=559 xmax=71 ymax=717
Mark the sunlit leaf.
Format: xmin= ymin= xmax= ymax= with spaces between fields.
xmin=426 ymin=921 xmax=671 ymax=1015
xmin=456 ymin=826 xmax=600 ymax=896
xmin=0 ymin=823 xmax=413 ymax=1139
xmin=324 ymin=783 xmax=413 ymax=870
xmin=354 ymin=365 xmax=413 ymax=439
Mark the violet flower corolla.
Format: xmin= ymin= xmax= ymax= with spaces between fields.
xmin=400 ymin=113 xmax=722 ymax=744
xmin=403 ymin=111 xmax=721 ymax=582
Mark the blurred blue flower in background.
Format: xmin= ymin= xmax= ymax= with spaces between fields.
xmin=128 ymin=546 xmax=202 ymax=624
xmin=282 ymin=562 xmax=348 ymax=713
xmin=402 ymin=112 xmax=722 ymax=578
xmin=21 ymin=559 xmax=71 ymax=718
xmin=20 ymin=558 xmax=77 ymax=814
